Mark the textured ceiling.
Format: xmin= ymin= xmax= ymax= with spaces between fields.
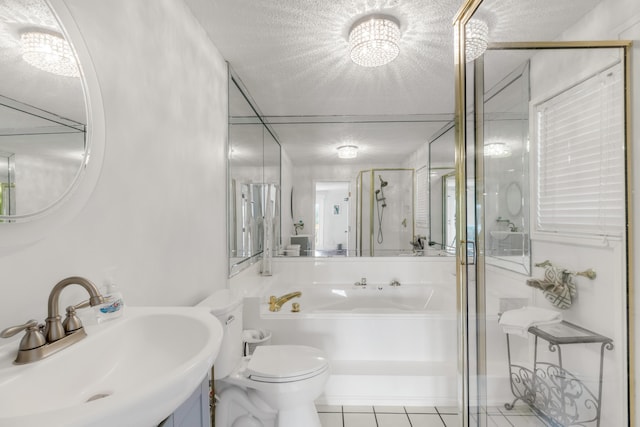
xmin=187 ymin=0 xmax=601 ymax=165
xmin=0 ymin=0 xmax=604 ymax=165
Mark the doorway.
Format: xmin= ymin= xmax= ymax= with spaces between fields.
xmin=314 ymin=181 xmax=349 ymax=256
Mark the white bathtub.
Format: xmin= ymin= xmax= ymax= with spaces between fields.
xmin=261 ymin=283 xmax=439 ymax=315
xmin=246 ymin=281 xmax=458 ymax=406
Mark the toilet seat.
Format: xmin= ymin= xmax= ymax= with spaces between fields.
xmin=246 ymin=345 xmax=329 ymax=383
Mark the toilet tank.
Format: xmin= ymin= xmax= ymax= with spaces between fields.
xmin=197 ymin=289 xmax=243 ymax=379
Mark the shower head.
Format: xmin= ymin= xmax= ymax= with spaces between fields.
xmin=378 ymin=175 xmax=388 ymax=187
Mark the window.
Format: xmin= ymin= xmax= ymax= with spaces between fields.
xmin=534 ymin=62 xmax=624 ymax=238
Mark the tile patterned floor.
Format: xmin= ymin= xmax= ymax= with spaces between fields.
xmin=316 ymin=405 xmax=550 ymax=427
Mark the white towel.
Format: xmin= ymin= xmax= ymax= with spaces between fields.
xmin=499 ymin=306 xmax=562 ymax=338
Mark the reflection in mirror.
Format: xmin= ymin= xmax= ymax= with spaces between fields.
xmin=314 ymin=181 xmax=349 ymax=256
xmin=443 ymin=173 xmax=456 ymax=251
xmin=356 ymin=168 xmax=415 ymax=256
xmin=0 ymin=151 xmax=15 ymax=215
xmin=483 ymin=59 xmax=531 ymax=274
xmin=428 ymin=124 xmax=455 ymax=251
xmin=0 ymin=0 xmax=87 ymax=221
xmin=228 ymin=69 xmax=281 ymax=275
xmin=273 ymin=115 xmax=451 ymax=258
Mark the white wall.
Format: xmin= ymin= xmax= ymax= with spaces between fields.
xmin=0 ymin=0 xmax=229 ymax=330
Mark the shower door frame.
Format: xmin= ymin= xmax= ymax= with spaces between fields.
xmin=453 ymin=2 xmax=634 ymax=425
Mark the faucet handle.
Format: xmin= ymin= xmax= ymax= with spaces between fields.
xmin=1 ymin=320 xmax=46 ymax=351
xmin=1 ymin=319 xmax=39 ymax=338
xmin=63 ymin=306 xmax=84 ymax=334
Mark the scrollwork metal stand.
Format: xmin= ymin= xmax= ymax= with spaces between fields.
xmin=504 ymin=321 xmax=613 ymax=427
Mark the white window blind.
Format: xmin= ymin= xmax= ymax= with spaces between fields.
xmin=416 ymin=166 xmax=428 ymax=228
xmin=534 ymin=62 xmax=625 ymax=237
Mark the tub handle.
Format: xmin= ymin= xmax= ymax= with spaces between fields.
xmin=225 ymin=315 xmax=235 ymax=325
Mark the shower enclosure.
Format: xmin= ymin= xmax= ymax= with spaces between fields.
xmin=454 ymin=3 xmax=632 ymax=425
xmin=355 ymin=168 xmax=415 ymax=256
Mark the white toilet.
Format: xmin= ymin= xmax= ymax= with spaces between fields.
xmin=198 ymin=290 xmax=330 ymax=427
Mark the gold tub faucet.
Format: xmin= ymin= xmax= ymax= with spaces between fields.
xmin=269 ymin=291 xmax=302 ymax=312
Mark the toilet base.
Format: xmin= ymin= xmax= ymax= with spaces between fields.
xmin=215 ymin=384 xmax=321 ymax=427
xmin=276 ymin=402 xmax=321 ymax=427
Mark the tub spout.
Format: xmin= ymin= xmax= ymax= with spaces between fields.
xmin=269 ymin=292 xmax=301 ymax=312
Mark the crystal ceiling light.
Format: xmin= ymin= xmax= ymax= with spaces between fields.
xmin=349 ymin=15 xmax=401 ymax=67
xmin=337 ymin=145 xmax=358 ymax=159
xmin=484 ymin=142 xmax=512 ymax=158
xmin=21 ymin=30 xmax=79 ymax=78
xmin=465 ymin=18 xmax=489 ymax=62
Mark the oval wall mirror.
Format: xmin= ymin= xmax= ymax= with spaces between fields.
xmin=505 ymin=181 xmax=522 ymax=216
xmin=0 ymin=0 xmax=89 ymax=222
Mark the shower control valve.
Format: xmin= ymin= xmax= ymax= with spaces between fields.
xmin=354 ymin=278 xmax=367 ymax=287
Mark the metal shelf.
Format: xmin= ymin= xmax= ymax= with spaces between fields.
xmin=504 ymin=321 xmax=613 ymax=426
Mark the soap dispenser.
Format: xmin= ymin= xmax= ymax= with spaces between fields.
xmin=95 ymin=283 xmax=125 ymax=323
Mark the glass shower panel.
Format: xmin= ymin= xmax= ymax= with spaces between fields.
xmin=467 ymin=44 xmax=630 ymax=427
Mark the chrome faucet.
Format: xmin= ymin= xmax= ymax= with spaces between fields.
xmin=0 ymin=276 xmax=104 ymax=364
xmin=269 ymin=291 xmax=301 ymax=312
xmin=45 ymin=276 xmax=104 ymax=342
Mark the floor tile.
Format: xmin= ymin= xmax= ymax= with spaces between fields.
xmin=488 ymin=414 xmax=514 ymax=427
xmin=405 ymin=405 xmax=438 ymax=414
xmin=344 ymin=412 xmax=377 ymax=427
xmin=319 ymin=412 xmax=343 ymax=427
xmin=376 ymin=413 xmax=411 ymax=427
xmin=440 ymin=413 xmax=461 ymax=427
xmin=374 ymin=405 xmax=406 ymax=413
xmin=436 ymin=406 xmax=459 ymax=414
xmin=408 ymin=413 xmax=445 ymax=427
xmin=317 ymin=404 xmax=343 ymax=413
xmin=500 ymin=404 xmax=535 ymax=415
xmin=505 ymin=415 xmax=549 ymax=426
xmin=343 ymin=405 xmax=374 ymax=413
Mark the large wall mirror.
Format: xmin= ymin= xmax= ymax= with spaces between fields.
xmin=273 ymin=115 xmax=452 ymax=258
xmin=228 ymin=68 xmax=281 ymax=276
xmin=0 ymin=0 xmax=89 ymax=223
xmin=483 ymin=60 xmax=531 ymax=275
xmin=428 ymin=124 xmax=455 ymax=252
xmin=428 ymin=60 xmax=531 ymax=274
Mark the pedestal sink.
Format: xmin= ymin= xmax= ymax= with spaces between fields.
xmin=0 ymin=307 xmax=223 ymax=427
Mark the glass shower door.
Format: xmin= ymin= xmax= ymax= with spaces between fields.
xmin=455 ymin=2 xmax=632 ymax=426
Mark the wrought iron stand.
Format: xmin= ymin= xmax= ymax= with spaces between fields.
xmin=504 ymin=321 xmax=613 ymax=426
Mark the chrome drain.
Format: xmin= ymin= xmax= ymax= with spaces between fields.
xmin=86 ymin=392 xmax=111 ymax=402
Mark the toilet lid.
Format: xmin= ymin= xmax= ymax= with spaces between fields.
xmin=247 ymin=345 xmax=329 ymax=383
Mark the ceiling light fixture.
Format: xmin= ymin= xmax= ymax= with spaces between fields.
xmin=349 ymin=15 xmax=400 ymax=67
xmin=337 ymin=145 xmax=358 ymax=159
xmin=484 ymin=142 xmax=512 ymax=158
xmin=465 ymin=18 xmax=488 ymax=62
xmin=21 ymin=30 xmax=79 ymax=78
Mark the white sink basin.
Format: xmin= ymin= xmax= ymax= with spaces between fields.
xmin=0 ymin=306 xmax=222 ymax=427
